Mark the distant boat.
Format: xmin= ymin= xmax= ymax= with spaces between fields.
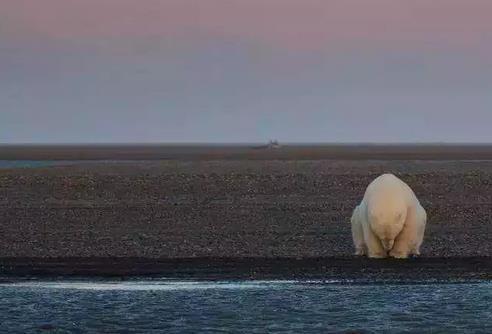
xmin=268 ymin=140 xmax=281 ymax=149
xmin=252 ymin=140 xmax=282 ymax=150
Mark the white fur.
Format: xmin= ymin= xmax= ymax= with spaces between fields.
xmin=350 ymin=174 xmax=427 ymax=259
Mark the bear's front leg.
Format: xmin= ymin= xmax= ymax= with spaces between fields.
xmin=390 ymin=232 xmax=411 ymax=259
xmin=389 ymin=248 xmax=410 ymax=259
xmin=390 ymin=206 xmax=420 ymax=259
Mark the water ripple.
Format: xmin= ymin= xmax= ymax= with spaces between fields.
xmin=0 ymin=280 xmax=490 ymax=333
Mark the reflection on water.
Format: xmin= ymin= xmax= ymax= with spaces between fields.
xmin=0 ymin=280 xmax=490 ymax=333
xmin=6 ymin=280 xmax=301 ymax=291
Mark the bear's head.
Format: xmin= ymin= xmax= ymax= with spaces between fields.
xmin=367 ymin=199 xmax=407 ymax=251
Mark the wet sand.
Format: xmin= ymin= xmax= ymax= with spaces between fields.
xmin=0 ymin=145 xmax=492 ymax=279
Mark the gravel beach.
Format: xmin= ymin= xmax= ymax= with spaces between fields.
xmin=1 ymin=147 xmax=492 ymax=279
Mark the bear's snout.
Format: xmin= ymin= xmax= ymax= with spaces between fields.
xmin=381 ymin=238 xmax=394 ymax=251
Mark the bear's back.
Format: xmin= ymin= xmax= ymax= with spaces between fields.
xmin=363 ymin=173 xmax=416 ymax=212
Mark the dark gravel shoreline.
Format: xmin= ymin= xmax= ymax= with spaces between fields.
xmin=0 ymin=257 xmax=490 ymax=281
xmin=1 ymin=156 xmax=492 ymax=279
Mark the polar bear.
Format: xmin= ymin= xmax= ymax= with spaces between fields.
xmin=350 ymin=174 xmax=426 ymax=259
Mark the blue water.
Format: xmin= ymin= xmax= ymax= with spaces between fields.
xmin=0 ymin=161 xmax=63 ymax=169
xmin=0 ymin=280 xmax=490 ymax=333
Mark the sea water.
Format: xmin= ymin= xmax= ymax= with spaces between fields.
xmin=0 ymin=280 xmax=490 ymax=333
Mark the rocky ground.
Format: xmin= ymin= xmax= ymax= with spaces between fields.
xmin=1 ymin=159 xmax=492 ymax=259
xmin=1 ymin=158 xmax=492 ymax=279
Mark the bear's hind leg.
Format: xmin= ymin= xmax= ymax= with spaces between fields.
xmin=351 ymin=206 xmax=367 ymax=256
xmin=410 ymin=247 xmax=420 ymax=256
xmin=407 ymin=205 xmax=427 ymax=257
xmin=355 ymin=245 xmax=367 ymax=256
xmin=411 ymin=206 xmax=427 ymax=257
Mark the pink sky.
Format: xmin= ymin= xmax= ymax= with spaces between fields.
xmin=2 ymin=1 xmax=492 ymax=142
xmin=5 ymin=0 xmax=492 ymax=51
